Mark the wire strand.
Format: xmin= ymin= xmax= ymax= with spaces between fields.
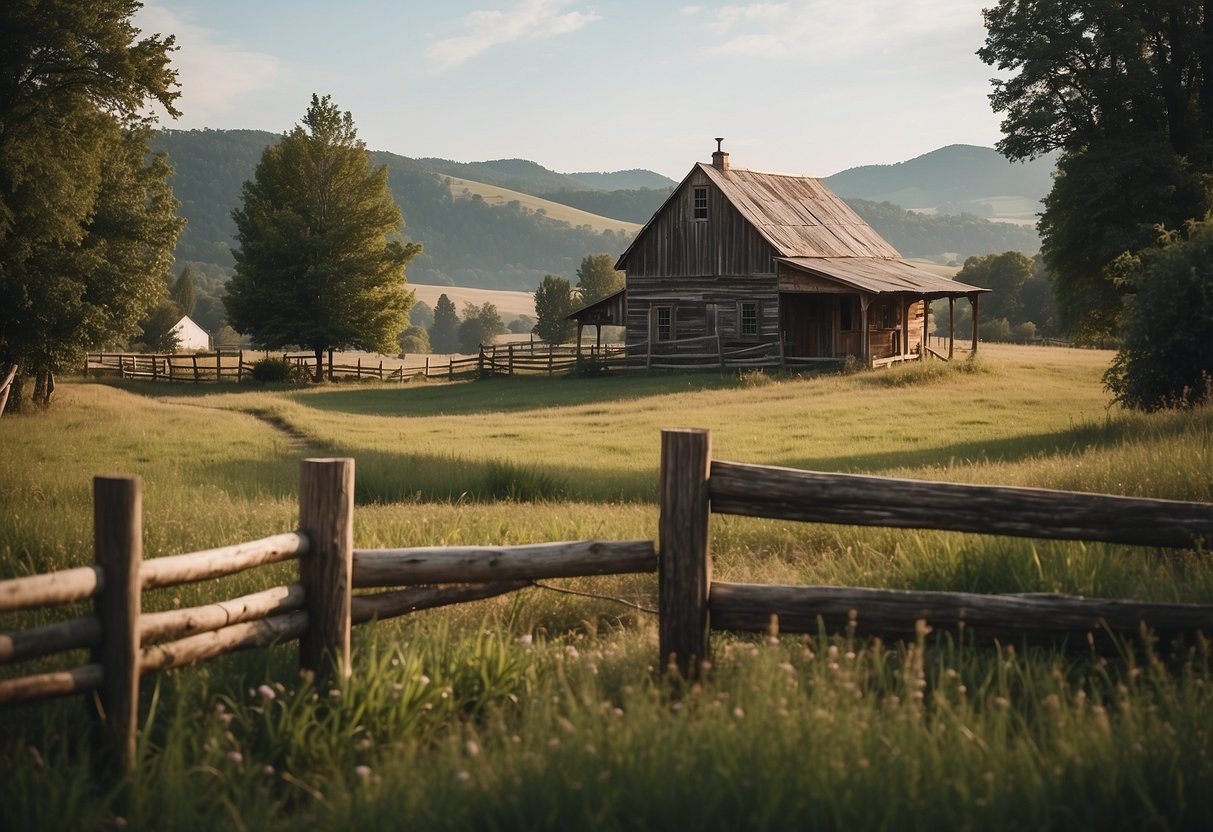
xmin=529 ymin=580 xmax=658 ymax=615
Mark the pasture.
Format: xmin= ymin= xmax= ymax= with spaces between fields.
xmin=2 ymin=344 xmax=1212 ymax=830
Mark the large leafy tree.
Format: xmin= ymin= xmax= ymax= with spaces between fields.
xmin=0 ymin=0 xmax=182 ymax=410
xmin=979 ymin=0 xmax=1213 ymax=341
xmin=955 ymin=251 xmax=1034 ymax=323
xmin=224 ymin=95 xmax=420 ymax=381
xmin=457 ymin=302 xmax=505 ymax=354
xmin=533 ymin=274 xmax=575 ymax=343
xmin=575 ymin=253 xmax=624 ymax=306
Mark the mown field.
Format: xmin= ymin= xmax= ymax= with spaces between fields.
xmin=2 ymin=344 xmax=1212 ymax=830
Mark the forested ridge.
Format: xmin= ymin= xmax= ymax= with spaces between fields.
xmin=156 ymin=130 xmax=1042 ymax=297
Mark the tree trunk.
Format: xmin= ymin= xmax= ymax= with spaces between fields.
xmin=313 ymin=346 xmax=324 ymax=383
xmin=32 ymin=369 xmax=54 ymax=408
xmin=0 ymin=364 xmax=17 ymax=418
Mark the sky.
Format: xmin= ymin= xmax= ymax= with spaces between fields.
xmin=134 ymin=0 xmax=1007 ymax=180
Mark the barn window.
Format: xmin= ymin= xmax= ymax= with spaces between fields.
xmin=739 ymin=301 xmax=759 ymax=339
xmin=705 ymin=303 xmax=718 ymax=336
xmin=875 ymin=301 xmax=897 ymax=329
xmin=655 ymin=306 xmax=673 ymax=341
xmin=692 ymin=186 xmax=708 ymax=220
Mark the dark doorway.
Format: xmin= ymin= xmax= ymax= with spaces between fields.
xmin=781 ymin=294 xmax=833 ymax=357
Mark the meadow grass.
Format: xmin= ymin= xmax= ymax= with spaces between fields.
xmin=2 ymin=344 xmax=1212 ymax=829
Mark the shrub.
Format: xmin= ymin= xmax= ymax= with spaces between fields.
xmin=1105 ymin=221 xmax=1213 ymax=411
xmin=978 ymin=316 xmax=1013 ymax=342
xmin=249 ymin=357 xmax=304 ymax=383
xmin=1011 ymin=321 xmax=1038 ymax=343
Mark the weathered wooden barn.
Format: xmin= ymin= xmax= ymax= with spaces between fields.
xmin=572 ymin=141 xmax=988 ymax=367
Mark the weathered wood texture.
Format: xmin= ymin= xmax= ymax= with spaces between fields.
xmin=659 ymin=429 xmax=712 ymax=677
xmin=0 ymin=565 xmax=104 ymax=613
xmin=0 ymin=615 xmax=102 ymax=664
xmin=140 ymin=583 xmax=306 ymax=643
xmin=0 ymin=664 xmax=104 ymax=706
xmin=708 ymin=461 xmax=1213 ymax=549
xmin=352 ymin=540 xmax=655 ymax=588
xmin=141 ymin=533 xmax=308 ymax=590
xmin=709 ymin=582 xmax=1213 ymax=651
xmin=298 ymin=459 xmax=354 ymax=681
xmin=352 ymin=581 xmax=531 ymax=623
xmin=141 ymin=612 xmax=309 ymax=674
xmin=91 ymin=476 xmax=141 ymax=773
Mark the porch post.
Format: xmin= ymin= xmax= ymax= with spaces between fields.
xmin=920 ymin=296 xmax=928 ymax=361
xmin=901 ymin=297 xmax=910 ymax=359
xmin=969 ymin=292 xmax=980 ymax=354
xmin=859 ymin=295 xmax=872 ymax=367
xmin=575 ymin=322 xmax=583 ymax=360
xmin=948 ymin=297 xmax=955 ymax=360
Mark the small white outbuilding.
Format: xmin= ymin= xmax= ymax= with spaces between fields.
xmin=170 ymin=315 xmax=210 ymax=351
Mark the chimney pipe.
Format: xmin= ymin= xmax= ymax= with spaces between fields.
xmin=711 ymin=137 xmax=729 ymax=171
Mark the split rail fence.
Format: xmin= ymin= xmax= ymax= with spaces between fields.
xmin=85 ymin=351 xmax=489 ymax=384
xmin=3 ymin=431 xmax=1212 ymax=771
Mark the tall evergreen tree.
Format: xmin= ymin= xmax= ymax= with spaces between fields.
xmin=0 ymin=0 xmax=183 ymax=410
xmin=172 ymin=267 xmax=197 ymax=316
xmin=225 ymin=95 xmax=420 ymax=381
xmin=429 ymin=293 xmax=460 ymax=353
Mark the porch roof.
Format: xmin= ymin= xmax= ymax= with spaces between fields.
xmin=777 ymin=257 xmax=990 ymax=298
xmin=567 ymin=288 xmax=626 ymax=325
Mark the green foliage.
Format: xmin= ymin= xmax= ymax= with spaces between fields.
xmin=506 ymin=314 xmax=535 ymax=334
xmin=537 ymin=186 xmax=672 ymax=223
xmin=137 ymin=300 xmax=183 ymax=353
xmin=956 ymin=251 xmax=1033 ymax=321
xmin=533 ymin=274 xmax=575 ymax=344
xmin=1105 ymin=221 xmax=1213 ymax=411
xmin=224 ymin=96 xmax=420 ymax=381
xmin=457 ymin=302 xmax=505 ymax=354
xmin=409 ymin=300 xmax=434 ymax=329
xmin=978 ymin=316 xmax=1013 ymax=342
xmin=428 ymin=293 xmax=461 ymax=353
xmin=171 ymin=267 xmax=197 ymax=316
xmin=1039 ymin=137 xmax=1210 ymax=342
xmin=249 ymin=357 xmax=304 ymax=384
xmin=213 ymin=325 xmax=242 ymax=348
xmin=575 ymin=253 xmax=624 ymax=306
xmin=980 ymin=3 xmax=1213 ymax=342
xmin=1011 ymin=320 xmax=1037 ymax=343
xmin=397 ymin=325 xmax=430 ymax=356
xmin=0 ymin=0 xmax=183 ymax=409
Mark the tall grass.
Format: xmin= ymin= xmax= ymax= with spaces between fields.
xmin=2 ymin=344 xmax=1212 ymax=828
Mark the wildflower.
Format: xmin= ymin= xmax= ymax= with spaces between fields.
xmin=226 ymin=751 xmax=243 ymax=766
xmin=455 ymin=771 xmax=471 ymax=784
xmin=114 ymin=818 xmax=128 ymax=829
xmin=419 ymin=675 xmax=431 ymax=686
xmin=257 ymin=684 xmax=276 ymax=701
xmin=466 ymin=740 xmax=481 ymax=757
xmin=733 ymin=706 xmax=745 ymax=719
xmin=328 ymin=689 xmax=341 ymax=699
xmin=355 ymin=765 xmax=372 ymax=780
xmin=263 ymin=765 xmax=275 ymax=776
xmin=518 ymin=634 xmax=533 ymax=645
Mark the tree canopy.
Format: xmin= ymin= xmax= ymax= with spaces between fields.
xmin=979 ymin=0 xmax=1213 ymax=342
xmin=224 ymin=95 xmax=420 ymax=380
xmin=575 ymin=254 xmax=624 ymax=306
xmin=457 ymin=302 xmax=505 ymax=354
xmin=428 ymin=293 xmax=460 ymax=353
xmin=533 ymin=274 xmax=575 ymax=344
xmin=0 ymin=0 xmax=182 ymax=409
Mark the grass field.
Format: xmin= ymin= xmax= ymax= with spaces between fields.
xmin=2 ymin=344 xmax=1212 ymax=830
xmin=446 ymin=176 xmax=643 ymax=236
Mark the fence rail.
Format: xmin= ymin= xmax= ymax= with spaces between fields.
xmin=4 ymin=432 xmax=1211 ymax=772
xmin=656 ymin=429 xmax=1213 ymax=676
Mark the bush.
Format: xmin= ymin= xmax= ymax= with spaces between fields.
xmin=978 ymin=316 xmax=1013 ymax=342
xmin=1105 ymin=221 xmax=1213 ymax=411
xmin=249 ymin=357 xmax=304 ymax=383
xmin=1011 ymin=321 xmax=1037 ymax=343
xmin=398 ymin=325 xmax=430 ymax=356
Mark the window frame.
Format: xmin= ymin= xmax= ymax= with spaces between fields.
xmin=692 ymin=186 xmax=708 ymax=221
xmin=738 ymin=301 xmax=759 ymax=340
xmin=655 ymin=305 xmax=674 ymax=342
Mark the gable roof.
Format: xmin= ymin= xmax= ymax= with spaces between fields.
xmin=697 ymin=163 xmax=901 ymax=259
xmin=616 ymin=160 xmax=989 ymax=297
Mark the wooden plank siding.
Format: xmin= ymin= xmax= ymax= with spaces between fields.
xmin=625 ymin=275 xmax=780 ymax=351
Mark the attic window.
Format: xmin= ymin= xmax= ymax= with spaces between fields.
xmin=692 ymin=186 xmax=708 ymax=220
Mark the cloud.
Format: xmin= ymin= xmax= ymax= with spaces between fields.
xmin=134 ymin=3 xmax=283 ymax=122
xmin=426 ymin=0 xmax=602 ymax=74
xmin=692 ymin=0 xmax=981 ymax=59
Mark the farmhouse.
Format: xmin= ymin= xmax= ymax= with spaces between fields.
xmin=572 ymin=141 xmax=988 ymax=367
xmin=170 ymin=315 xmax=210 ymax=352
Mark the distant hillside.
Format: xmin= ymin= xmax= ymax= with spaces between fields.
xmin=536 ymin=187 xmax=673 ymax=224
xmin=567 ymin=169 xmax=677 ymax=190
xmin=846 ymin=198 xmax=1040 ymax=260
xmin=446 ymin=177 xmax=641 ymax=234
xmin=413 ymin=157 xmax=592 ymax=195
xmin=826 ymin=144 xmax=1056 ymax=223
xmin=154 ymin=130 xmax=636 ymax=291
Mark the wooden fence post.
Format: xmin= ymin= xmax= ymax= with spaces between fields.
xmin=92 ymin=475 xmax=142 ymax=773
xmin=659 ymin=429 xmax=712 ymax=678
xmin=299 ymin=458 xmax=355 ymax=683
